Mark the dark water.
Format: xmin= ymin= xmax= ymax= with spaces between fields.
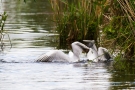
xmin=0 ymin=1 xmax=135 ymax=90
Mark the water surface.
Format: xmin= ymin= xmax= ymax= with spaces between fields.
xmin=0 ymin=1 xmax=135 ymax=90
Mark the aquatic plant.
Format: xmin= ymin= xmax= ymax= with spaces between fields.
xmin=86 ymin=0 xmax=135 ymax=71
xmin=50 ymin=0 xmax=135 ymax=70
xmin=102 ymin=0 xmax=135 ymax=59
xmin=0 ymin=12 xmax=12 ymax=52
xmin=49 ymin=0 xmax=99 ymax=44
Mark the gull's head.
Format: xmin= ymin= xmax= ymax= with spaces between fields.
xmin=83 ymin=40 xmax=95 ymax=48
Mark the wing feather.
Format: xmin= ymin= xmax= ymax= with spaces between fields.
xmin=37 ymin=50 xmax=69 ymax=62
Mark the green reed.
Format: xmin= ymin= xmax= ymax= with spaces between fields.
xmin=98 ymin=0 xmax=135 ymax=70
xmin=50 ymin=0 xmax=135 ymax=70
xmin=50 ymin=0 xmax=100 ymax=44
xmin=102 ymin=0 xmax=135 ymax=59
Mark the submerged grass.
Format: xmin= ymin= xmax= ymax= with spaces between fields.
xmin=0 ymin=12 xmax=12 ymax=52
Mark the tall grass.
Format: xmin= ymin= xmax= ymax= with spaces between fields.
xmin=50 ymin=0 xmax=100 ymax=44
xmin=104 ymin=0 xmax=135 ymax=71
xmin=50 ymin=0 xmax=135 ymax=70
xmin=102 ymin=0 xmax=135 ymax=60
xmin=50 ymin=0 xmax=135 ymax=56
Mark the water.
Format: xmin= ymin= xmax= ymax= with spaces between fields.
xmin=0 ymin=0 xmax=135 ymax=90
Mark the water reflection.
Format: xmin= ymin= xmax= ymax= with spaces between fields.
xmin=2 ymin=0 xmax=56 ymax=48
xmin=109 ymin=71 xmax=135 ymax=89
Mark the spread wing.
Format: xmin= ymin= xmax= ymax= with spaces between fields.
xmin=37 ymin=50 xmax=69 ymax=62
xmin=98 ymin=47 xmax=111 ymax=61
xmin=71 ymin=41 xmax=90 ymax=58
xmin=102 ymin=48 xmax=111 ymax=60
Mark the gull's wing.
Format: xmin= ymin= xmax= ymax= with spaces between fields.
xmin=37 ymin=50 xmax=69 ymax=62
xmin=72 ymin=41 xmax=90 ymax=52
xmin=98 ymin=47 xmax=111 ymax=61
xmin=71 ymin=41 xmax=90 ymax=59
xmin=101 ymin=47 xmax=111 ymax=59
